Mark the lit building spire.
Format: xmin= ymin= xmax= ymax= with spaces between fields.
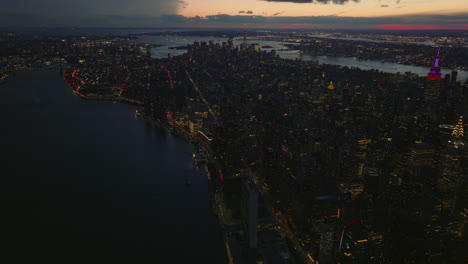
xmin=452 ymin=116 xmax=464 ymax=138
xmin=327 ymin=81 xmax=335 ymax=90
xmin=427 ymin=47 xmax=442 ymax=80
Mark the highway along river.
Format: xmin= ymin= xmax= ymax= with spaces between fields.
xmin=0 ymin=69 xmax=226 ymax=261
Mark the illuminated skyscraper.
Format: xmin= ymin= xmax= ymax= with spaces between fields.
xmin=426 ymin=47 xmax=442 ymax=81
xmin=424 ymin=47 xmax=443 ymax=102
xmin=452 ymin=115 xmax=464 ymax=139
xmin=436 ymin=116 xmax=465 ymax=216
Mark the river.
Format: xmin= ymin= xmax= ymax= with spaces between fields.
xmin=0 ymin=70 xmax=226 ymax=261
xmin=305 ymin=34 xmax=435 ymax=46
xmin=135 ymin=35 xmax=468 ymax=81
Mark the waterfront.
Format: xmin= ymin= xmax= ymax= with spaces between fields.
xmin=0 ymin=70 xmax=226 ymax=261
xmin=136 ymin=34 xmax=468 ymax=81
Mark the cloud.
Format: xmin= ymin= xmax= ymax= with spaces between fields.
xmin=129 ymin=12 xmax=468 ymax=30
xmin=1 ymin=0 xmax=180 ymax=16
xmin=177 ymin=1 xmax=188 ymax=9
xmin=246 ymin=11 xmax=254 ymax=14
xmin=264 ymin=0 xmax=312 ymax=2
xmin=327 ymin=11 xmax=346 ymax=16
xmin=263 ymin=0 xmax=359 ymax=4
xmin=159 ymin=12 xmax=468 ymax=28
xmin=239 ymin=11 xmax=246 ymax=13
xmin=0 ymin=0 xmax=188 ymax=27
xmin=381 ymin=5 xmax=389 ymax=7
xmin=2 ymin=8 xmax=468 ymax=29
xmin=273 ymin=12 xmax=284 ymax=16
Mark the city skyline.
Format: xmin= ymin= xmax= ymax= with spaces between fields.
xmin=1 ymin=15 xmax=468 ymax=263
xmin=1 ymin=0 xmax=468 ymax=29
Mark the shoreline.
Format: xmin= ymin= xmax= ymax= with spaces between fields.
xmin=63 ymin=66 xmax=230 ymax=261
xmin=63 ymin=69 xmax=145 ymax=105
xmin=62 ymin=62 xmax=309 ymax=263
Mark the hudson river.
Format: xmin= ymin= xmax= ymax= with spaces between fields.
xmin=0 ymin=70 xmax=226 ymax=261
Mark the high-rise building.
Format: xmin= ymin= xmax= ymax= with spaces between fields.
xmin=426 ymin=47 xmax=442 ymax=81
xmin=436 ymin=116 xmax=465 ymax=215
xmin=240 ymin=31 xmax=248 ymax=51
xmin=451 ymin=70 xmax=458 ymax=82
xmin=424 ymin=47 xmax=443 ymax=102
xmin=452 ymin=115 xmax=464 ymax=140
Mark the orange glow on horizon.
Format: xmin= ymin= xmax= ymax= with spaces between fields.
xmin=179 ymin=0 xmax=468 ymax=18
xmin=377 ymin=24 xmax=468 ymax=30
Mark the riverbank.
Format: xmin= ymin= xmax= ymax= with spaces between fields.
xmin=286 ymin=46 xmax=468 ymax=71
xmin=63 ymin=69 xmax=143 ymax=103
xmin=64 ymin=65 xmax=254 ymax=263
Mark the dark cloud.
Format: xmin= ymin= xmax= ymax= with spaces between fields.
xmin=273 ymin=12 xmax=284 ymax=16
xmin=1 ymin=0 xmax=179 ymax=16
xmin=163 ymin=13 xmax=468 ymax=27
xmin=381 ymin=5 xmax=389 ymax=7
xmin=327 ymin=11 xmax=346 ymax=16
xmin=239 ymin=11 xmax=246 ymax=13
xmin=146 ymin=13 xmax=468 ymax=28
xmin=246 ymin=11 xmax=254 ymax=14
xmin=177 ymin=1 xmax=188 ymax=9
xmin=263 ymin=0 xmax=359 ymax=4
xmin=264 ymin=0 xmax=312 ymax=2
xmin=1 ymin=8 xmax=468 ymax=28
xmin=0 ymin=0 xmax=186 ymax=26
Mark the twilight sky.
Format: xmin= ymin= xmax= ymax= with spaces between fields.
xmin=1 ymin=0 xmax=468 ymax=29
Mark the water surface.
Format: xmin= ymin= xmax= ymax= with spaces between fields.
xmin=0 ymin=70 xmax=225 ymax=261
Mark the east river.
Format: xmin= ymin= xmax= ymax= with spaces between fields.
xmin=0 ymin=70 xmax=226 ymax=261
xmin=135 ymin=35 xmax=468 ymax=81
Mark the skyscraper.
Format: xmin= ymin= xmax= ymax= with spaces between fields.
xmin=451 ymin=115 xmax=464 ymax=140
xmin=424 ymin=47 xmax=443 ymax=103
xmin=240 ymin=31 xmax=248 ymax=51
xmin=451 ymin=70 xmax=458 ymax=82
xmin=426 ymin=47 xmax=442 ymax=81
